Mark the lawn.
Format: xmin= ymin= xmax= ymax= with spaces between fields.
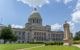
xmin=0 ymin=44 xmax=80 ymax=50
xmin=0 ymin=44 xmax=43 ymax=50
xmin=26 ymin=46 xmax=80 ymax=50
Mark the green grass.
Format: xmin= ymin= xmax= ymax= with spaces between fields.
xmin=26 ymin=46 xmax=80 ymax=50
xmin=0 ymin=44 xmax=80 ymax=50
xmin=0 ymin=44 xmax=42 ymax=50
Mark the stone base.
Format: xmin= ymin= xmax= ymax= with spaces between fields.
xmin=63 ymin=39 xmax=72 ymax=46
xmin=64 ymin=42 xmax=72 ymax=46
xmin=64 ymin=43 xmax=69 ymax=46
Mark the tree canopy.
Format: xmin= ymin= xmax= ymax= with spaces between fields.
xmin=74 ymin=31 xmax=80 ymax=40
xmin=0 ymin=25 xmax=18 ymax=43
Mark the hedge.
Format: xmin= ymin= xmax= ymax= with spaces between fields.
xmin=29 ymin=42 xmax=45 ymax=44
xmin=29 ymin=42 xmax=64 ymax=45
xmin=73 ymin=41 xmax=80 ymax=44
xmin=45 ymin=42 xmax=64 ymax=46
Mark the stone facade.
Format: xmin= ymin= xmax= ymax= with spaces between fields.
xmin=0 ymin=8 xmax=64 ymax=43
xmin=12 ymin=8 xmax=64 ymax=43
xmin=12 ymin=28 xmax=64 ymax=43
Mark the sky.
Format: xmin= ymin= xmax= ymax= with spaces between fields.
xmin=0 ymin=0 xmax=80 ymax=36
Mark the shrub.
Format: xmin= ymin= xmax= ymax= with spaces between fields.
xmin=29 ymin=41 xmax=64 ymax=45
xmin=73 ymin=41 xmax=80 ymax=44
xmin=29 ymin=42 xmax=45 ymax=44
xmin=45 ymin=42 xmax=64 ymax=46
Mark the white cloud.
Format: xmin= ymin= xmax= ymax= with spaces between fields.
xmin=51 ymin=24 xmax=62 ymax=31
xmin=64 ymin=0 xmax=72 ymax=4
xmin=72 ymin=11 xmax=80 ymax=23
xmin=69 ymin=0 xmax=80 ymax=36
xmin=17 ymin=0 xmax=50 ymax=7
xmin=11 ymin=24 xmax=24 ymax=28
xmin=68 ymin=21 xmax=75 ymax=30
xmin=72 ymin=0 xmax=80 ymax=23
xmin=55 ymin=0 xmax=72 ymax=4
xmin=75 ymin=0 xmax=80 ymax=11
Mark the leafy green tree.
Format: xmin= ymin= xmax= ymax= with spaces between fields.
xmin=74 ymin=31 xmax=80 ymax=40
xmin=0 ymin=25 xmax=18 ymax=43
xmin=9 ymin=34 xmax=18 ymax=43
xmin=0 ymin=30 xmax=1 ymax=39
xmin=12 ymin=34 xmax=18 ymax=42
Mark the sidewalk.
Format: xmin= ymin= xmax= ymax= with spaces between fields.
xmin=18 ymin=45 xmax=45 ymax=50
xmin=73 ymin=44 xmax=80 ymax=48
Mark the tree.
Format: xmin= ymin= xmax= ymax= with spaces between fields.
xmin=74 ymin=31 xmax=80 ymax=40
xmin=12 ymin=34 xmax=18 ymax=42
xmin=9 ymin=34 xmax=18 ymax=43
xmin=0 ymin=30 xmax=1 ymax=39
xmin=0 ymin=25 xmax=18 ymax=43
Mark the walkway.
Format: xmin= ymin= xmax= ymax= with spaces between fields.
xmin=73 ymin=44 xmax=80 ymax=48
xmin=18 ymin=45 xmax=45 ymax=50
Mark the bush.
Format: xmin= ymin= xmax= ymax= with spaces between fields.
xmin=45 ymin=42 xmax=55 ymax=45
xmin=45 ymin=42 xmax=64 ymax=46
xmin=29 ymin=41 xmax=64 ymax=45
xmin=73 ymin=41 xmax=80 ymax=44
xmin=29 ymin=42 xmax=45 ymax=44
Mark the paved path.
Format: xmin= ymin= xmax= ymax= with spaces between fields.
xmin=73 ymin=44 xmax=80 ymax=48
xmin=18 ymin=45 xmax=45 ymax=50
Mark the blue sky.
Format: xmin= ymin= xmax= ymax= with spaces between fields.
xmin=0 ymin=0 xmax=80 ymax=35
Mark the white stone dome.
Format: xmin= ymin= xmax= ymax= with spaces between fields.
xmin=28 ymin=8 xmax=42 ymax=26
xmin=28 ymin=8 xmax=42 ymax=20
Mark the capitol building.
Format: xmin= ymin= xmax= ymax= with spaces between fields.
xmin=0 ymin=8 xmax=64 ymax=43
